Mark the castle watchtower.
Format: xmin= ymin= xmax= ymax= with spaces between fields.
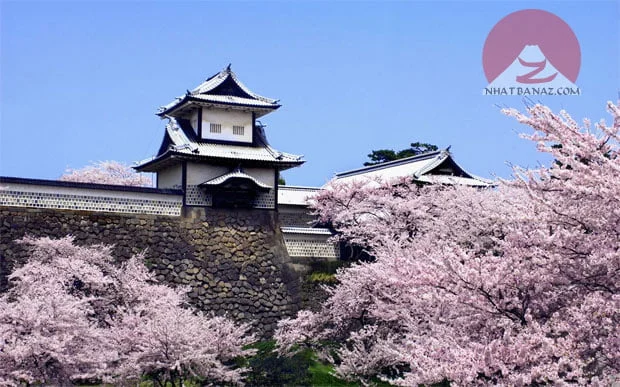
xmin=135 ymin=65 xmax=304 ymax=209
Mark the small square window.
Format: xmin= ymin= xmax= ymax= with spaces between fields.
xmin=210 ymin=123 xmax=222 ymax=133
xmin=233 ymin=125 xmax=244 ymax=136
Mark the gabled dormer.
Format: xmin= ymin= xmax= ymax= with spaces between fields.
xmin=157 ymin=65 xmax=280 ymax=145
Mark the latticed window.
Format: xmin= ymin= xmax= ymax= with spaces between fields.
xmin=233 ymin=125 xmax=244 ymax=136
xmin=210 ymin=123 xmax=222 ymax=133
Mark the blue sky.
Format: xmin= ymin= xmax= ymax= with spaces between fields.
xmin=1 ymin=1 xmax=618 ymax=187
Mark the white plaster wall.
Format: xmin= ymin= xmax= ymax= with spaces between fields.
xmin=278 ymin=204 xmax=316 ymax=227
xmin=186 ymin=163 xmax=274 ymax=188
xmin=201 ymin=108 xmax=253 ymax=143
xmin=282 ymin=232 xmax=340 ymax=259
xmin=157 ymin=164 xmax=183 ymax=189
xmin=190 ymin=110 xmax=199 ymax=136
xmin=244 ymin=167 xmax=275 ymax=188
xmin=186 ymin=163 xmax=229 ymax=185
xmin=0 ymin=183 xmax=180 ymax=201
xmin=0 ymin=182 xmax=183 ymax=216
xmin=279 ymin=204 xmax=310 ymax=216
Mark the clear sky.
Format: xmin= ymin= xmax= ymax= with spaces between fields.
xmin=1 ymin=1 xmax=618 ymax=187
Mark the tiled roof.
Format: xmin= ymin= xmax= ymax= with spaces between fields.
xmin=0 ymin=176 xmax=181 ymax=195
xmin=159 ymin=65 xmax=280 ymax=115
xmin=189 ymin=94 xmax=276 ymax=108
xmin=277 ymin=185 xmax=321 ymax=206
xmin=335 ymin=150 xmax=442 ymax=180
xmin=333 ymin=149 xmax=494 ymax=187
xmin=191 ymin=65 xmax=277 ymax=103
xmin=135 ymin=118 xmax=304 ymax=171
xmin=281 ymin=227 xmax=333 ymax=235
xmin=414 ymin=175 xmax=493 ymax=187
xmin=200 ymin=169 xmax=271 ymax=190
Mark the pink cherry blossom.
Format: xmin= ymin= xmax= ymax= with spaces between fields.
xmin=276 ymin=102 xmax=620 ymax=385
xmin=60 ymin=160 xmax=152 ymax=187
xmin=0 ymin=236 xmax=254 ymax=386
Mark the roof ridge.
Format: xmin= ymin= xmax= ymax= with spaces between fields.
xmin=158 ymin=65 xmax=280 ymax=116
xmin=335 ymin=149 xmax=445 ymax=178
xmin=191 ymin=65 xmax=277 ymax=103
xmin=278 ymin=185 xmax=321 ymax=191
xmin=200 ymin=167 xmax=271 ymax=190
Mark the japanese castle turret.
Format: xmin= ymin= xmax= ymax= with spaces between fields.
xmin=136 ymin=65 xmax=305 ymax=209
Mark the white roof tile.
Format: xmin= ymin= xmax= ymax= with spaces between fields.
xmin=333 ymin=150 xmax=494 ymax=187
xmin=281 ymin=226 xmax=333 ymax=235
xmin=415 ymin=175 xmax=493 ymax=186
xmin=190 ymin=94 xmax=276 ymax=108
xmin=191 ymin=66 xmax=278 ymax=104
xmin=334 ymin=158 xmax=437 ymax=185
xmin=202 ymin=169 xmax=271 ymax=189
xmin=160 ymin=65 xmax=279 ymax=114
xmin=278 ymin=186 xmax=320 ymax=206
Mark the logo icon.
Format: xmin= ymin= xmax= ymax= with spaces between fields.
xmin=483 ymin=9 xmax=581 ymax=96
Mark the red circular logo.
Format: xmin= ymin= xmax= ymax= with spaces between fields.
xmin=483 ymin=9 xmax=580 ymax=84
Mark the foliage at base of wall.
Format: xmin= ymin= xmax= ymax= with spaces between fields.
xmin=300 ymin=260 xmax=349 ymax=311
xmin=308 ymin=272 xmax=337 ymax=284
xmin=239 ymin=341 xmax=358 ymax=387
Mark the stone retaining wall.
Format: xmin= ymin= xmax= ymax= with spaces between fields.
xmin=0 ymin=206 xmax=300 ymax=336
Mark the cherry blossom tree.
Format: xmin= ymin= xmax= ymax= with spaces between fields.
xmin=0 ymin=236 xmax=254 ymax=386
xmin=108 ymin=257 xmax=254 ymax=386
xmin=0 ymin=237 xmax=117 ymax=385
xmin=276 ymin=102 xmax=620 ymax=386
xmin=60 ymin=160 xmax=152 ymax=187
